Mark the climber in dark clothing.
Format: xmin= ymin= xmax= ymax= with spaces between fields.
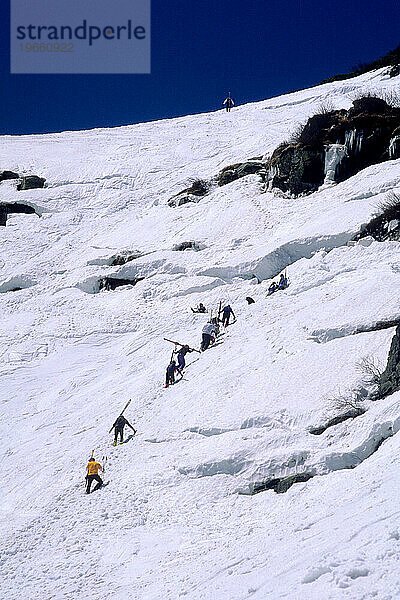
xmin=221 ymin=304 xmax=235 ymax=327
xmin=165 ymin=360 xmax=182 ymax=387
xmin=112 ymin=415 xmax=136 ymax=445
xmin=191 ymin=302 xmax=207 ymax=313
xmin=268 ymin=282 xmax=278 ymax=295
xmin=223 ymin=94 xmax=235 ymax=112
xmin=246 ymin=297 xmax=255 ymax=304
xmin=175 ymin=345 xmax=193 ymax=371
xmin=278 ymin=274 xmax=288 ymax=290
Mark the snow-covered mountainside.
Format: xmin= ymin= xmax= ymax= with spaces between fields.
xmin=1 ymin=68 xmax=400 ymax=600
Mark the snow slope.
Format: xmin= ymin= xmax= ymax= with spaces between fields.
xmin=1 ymin=68 xmax=400 ymax=599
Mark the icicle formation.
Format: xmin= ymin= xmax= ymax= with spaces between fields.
xmin=389 ymin=135 xmax=400 ymax=159
xmin=324 ymin=144 xmax=347 ymax=184
xmin=344 ymin=129 xmax=364 ymax=155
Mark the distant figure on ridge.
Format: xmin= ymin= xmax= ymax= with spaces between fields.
xmin=223 ymin=93 xmax=235 ymax=112
xmin=112 ymin=414 xmax=136 ymax=446
xmin=221 ymin=304 xmax=235 ymax=327
xmin=86 ymin=457 xmax=103 ymax=494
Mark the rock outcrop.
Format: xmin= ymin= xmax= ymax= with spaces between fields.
xmin=0 ymin=171 xmax=19 ymax=182
xmin=266 ymin=146 xmax=323 ymax=195
xmin=169 ymin=161 xmax=265 ymax=207
xmin=354 ymin=193 xmax=400 ymax=242
xmin=99 ymin=276 xmax=144 ymax=291
xmin=17 ymin=175 xmax=46 ymax=191
xmin=267 ymin=97 xmax=400 ymax=196
xmin=0 ymin=203 xmax=37 ymax=226
xmin=379 ymin=324 xmax=400 ymax=397
xmin=217 ymin=161 xmax=265 ymax=186
xmin=172 ymin=241 xmax=201 ymax=251
xmin=168 ymin=179 xmax=210 ymax=207
xmin=252 ymin=472 xmax=313 ymax=495
xmin=110 ymin=252 xmax=142 ymax=266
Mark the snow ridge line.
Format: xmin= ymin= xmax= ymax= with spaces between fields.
xmin=198 ymin=231 xmax=353 ymax=282
xmin=248 ymin=415 xmax=400 ymax=495
xmin=310 ymin=318 xmax=400 ymax=344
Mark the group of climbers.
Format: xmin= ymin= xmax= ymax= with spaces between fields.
xmin=268 ymin=273 xmax=288 ymax=296
xmin=86 ymin=274 xmax=289 ymax=493
xmin=165 ymin=303 xmax=236 ymax=387
xmin=85 ymin=400 xmax=137 ymax=493
xmin=165 ymin=343 xmax=195 ymax=386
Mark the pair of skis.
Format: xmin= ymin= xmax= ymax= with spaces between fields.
xmin=163 ymin=338 xmax=201 ymax=354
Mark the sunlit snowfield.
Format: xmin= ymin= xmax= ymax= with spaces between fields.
xmin=1 ymin=68 xmax=400 ymax=599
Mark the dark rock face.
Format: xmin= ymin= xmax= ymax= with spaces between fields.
xmin=17 ymin=175 xmax=46 ymax=191
xmin=389 ymin=64 xmax=400 ymax=78
xmin=110 ymin=253 xmax=142 ymax=266
xmin=268 ymin=145 xmax=324 ymax=195
xmin=172 ymin=241 xmax=199 ymax=251
xmin=379 ymin=324 xmax=400 ymax=397
xmin=309 ymin=409 xmax=364 ymax=435
xmin=267 ymin=98 xmax=400 ymax=196
xmin=252 ymin=472 xmax=313 ymax=495
xmin=217 ymin=161 xmax=264 ymax=186
xmin=354 ymin=194 xmax=400 ymax=242
xmin=99 ymin=276 xmax=144 ymax=291
xmin=169 ymin=162 xmax=264 ymax=206
xmin=347 ymin=96 xmax=388 ymax=117
xmin=0 ymin=202 xmax=37 ymax=226
xmin=168 ymin=179 xmax=210 ymax=207
xmin=168 ymin=194 xmax=197 ymax=208
xmin=0 ymin=171 xmax=19 ymax=182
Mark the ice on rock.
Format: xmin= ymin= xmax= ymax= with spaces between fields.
xmin=344 ymin=128 xmax=364 ymax=154
xmin=389 ymin=135 xmax=400 ymax=159
xmin=324 ymin=143 xmax=347 ymax=184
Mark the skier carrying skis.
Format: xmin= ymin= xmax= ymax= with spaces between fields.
xmin=174 ymin=344 xmax=193 ymax=372
xmin=85 ymin=457 xmax=103 ymax=494
xmin=211 ymin=317 xmax=220 ymax=336
xmin=221 ymin=304 xmax=235 ymax=327
xmin=112 ymin=414 xmax=136 ymax=446
xmin=223 ymin=93 xmax=235 ymax=112
xmin=165 ymin=360 xmax=182 ymax=387
xmin=201 ymin=321 xmax=218 ymax=351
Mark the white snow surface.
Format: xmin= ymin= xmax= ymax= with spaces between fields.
xmin=1 ymin=68 xmax=400 ymax=599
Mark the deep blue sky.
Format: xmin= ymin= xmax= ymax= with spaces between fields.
xmin=1 ymin=0 xmax=399 ymax=135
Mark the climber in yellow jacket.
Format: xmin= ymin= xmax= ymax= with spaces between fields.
xmin=85 ymin=457 xmax=103 ymax=494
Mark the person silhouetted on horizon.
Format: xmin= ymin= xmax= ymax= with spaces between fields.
xmin=223 ymin=93 xmax=235 ymax=112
